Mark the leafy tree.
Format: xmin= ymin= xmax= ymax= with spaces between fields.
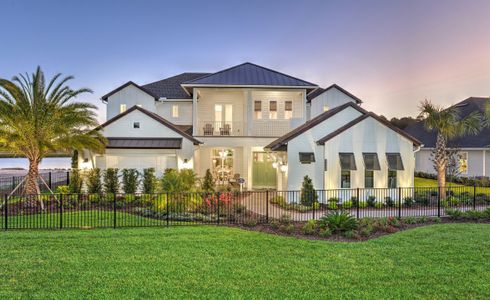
xmin=71 ymin=150 xmax=78 ymax=169
xmin=419 ymin=100 xmax=482 ymax=197
xmin=142 ymin=168 xmax=156 ymax=194
xmin=69 ymin=168 xmax=83 ymax=193
xmin=86 ymin=168 xmax=102 ymax=194
xmin=122 ymin=168 xmax=139 ymax=194
xmin=161 ymin=169 xmax=182 ymax=193
xmin=103 ymin=168 xmax=119 ymax=194
xmin=0 ymin=67 xmax=105 ymax=195
xmin=202 ymin=169 xmax=215 ymax=193
xmin=300 ymin=175 xmax=317 ymax=206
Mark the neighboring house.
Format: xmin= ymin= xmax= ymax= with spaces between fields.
xmin=79 ymin=62 xmax=421 ymax=191
xmin=405 ymin=97 xmax=490 ymax=178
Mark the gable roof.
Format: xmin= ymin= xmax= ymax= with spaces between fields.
xmin=97 ymin=106 xmax=202 ymax=145
xmin=265 ymin=102 xmax=368 ymax=150
xmin=101 ymin=81 xmax=158 ymax=102
xmin=404 ymin=97 xmax=490 ymax=148
xmin=142 ymin=73 xmax=210 ymax=99
xmin=316 ymin=112 xmax=422 ymax=146
xmin=181 ymin=62 xmax=318 ymax=89
xmin=306 ymin=84 xmax=363 ymax=103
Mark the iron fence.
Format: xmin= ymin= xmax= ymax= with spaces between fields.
xmin=1 ymin=186 xmax=489 ymax=230
xmin=0 ymin=171 xmax=70 ymax=196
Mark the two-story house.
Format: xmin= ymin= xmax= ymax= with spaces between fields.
xmin=80 ymin=62 xmax=421 ymax=191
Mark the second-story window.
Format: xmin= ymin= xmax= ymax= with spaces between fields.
xmin=285 ymin=101 xmax=293 ymax=119
xmin=172 ymin=105 xmax=179 ymax=118
xmin=133 ymin=122 xmax=140 ymax=129
xmin=269 ymin=101 xmax=277 ymax=119
xmin=120 ymin=104 xmax=127 ymax=113
xmin=254 ymin=101 xmax=262 ymax=119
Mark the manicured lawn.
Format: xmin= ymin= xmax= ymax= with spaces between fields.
xmin=415 ymin=177 xmax=490 ymax=195
xmin=0 ymin=224 xmax=489 ymax=298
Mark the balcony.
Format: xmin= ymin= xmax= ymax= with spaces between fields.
xmin=196 ymin=120 xmax=292 ymax=137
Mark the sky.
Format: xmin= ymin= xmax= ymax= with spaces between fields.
xmin=1 ymin=0 xmax=490 ymax=122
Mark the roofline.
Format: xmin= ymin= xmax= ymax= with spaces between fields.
xmin=101 ymin=81 xmax=158 ymax=102
xmin=182 ymin=62 xmax=319 ymax=87
xmin=316 ymin=112 xmax=422 ymax=146
xmin=106 ymin=137 xmax=183 ymax=150
xmin=307 ymin=84 xmax=363 ymax=104
xmin=96 ymin=106 xmax=202 ymax=145
xmin=181 ymin=84 xmax=318 ymax=90
xmin=265 ymin=102 xmax=368 ymax=150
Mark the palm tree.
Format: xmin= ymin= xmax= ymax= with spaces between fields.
xmin=418 ymin=100 xmax=482 ymax=196
xmin=0 ymin=67 xmax=106 ymax=196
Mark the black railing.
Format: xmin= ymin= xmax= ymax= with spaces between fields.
xmin=1 ymin=186 xmax=489 ymax=230
xmin=0 ymin=171 xmax=70 ymax=195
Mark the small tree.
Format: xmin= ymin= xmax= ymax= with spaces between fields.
xmin=142 ymin=168 xmax=156 ymax=194
xmin=160 ymin=169 xmax=183 ymax=193
xmin=300 ymin=175 xmax=317 ymax=206
xmin=103 ymin=168 xmax=119 ymax=194
xmin=86 ymin=168 xmax=102 ymax=194
xmin=71 ymin=150 xmax=78 ymax=169
xmin=122 ymin=168 xmax=139 ymax=194
xmin=202 ymin=169 xmax=215 ymax=193
xmin=69 ymin=168 xmax=83 ymax=193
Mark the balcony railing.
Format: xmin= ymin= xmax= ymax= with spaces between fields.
xmin=197 ymin=120 xmax=292 ymax=137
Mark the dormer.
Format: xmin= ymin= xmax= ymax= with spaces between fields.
xmin=307 ymin=84 xmax=363 ymax=120
xmin=101 ymin=81 xmax=158 ymax=119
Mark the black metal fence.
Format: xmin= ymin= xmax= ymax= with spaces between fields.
xmin=0 ymin=171 xmax=70 ymax=195
xmin=1 ymin=186 xmax=489 ymax=230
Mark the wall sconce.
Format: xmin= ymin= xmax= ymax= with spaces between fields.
xmin=183 ymin=158 xmax=188 ymax=164
xmin=280 ymin=164 xmax=287 ymax=173
xmin=272 ymin=162 xmax=278 ymax=169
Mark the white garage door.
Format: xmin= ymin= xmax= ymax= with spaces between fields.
xmin=101 ymin=153 xmax=177 ymax=176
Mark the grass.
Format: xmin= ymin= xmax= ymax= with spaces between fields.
xmin=0 ymin=224 xmax=489 ymax=299
xmin=415 ymin=177 xmax=490 ymax=194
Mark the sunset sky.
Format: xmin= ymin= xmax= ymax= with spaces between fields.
xmin=1 ymin=0 xmax=489 ymax=122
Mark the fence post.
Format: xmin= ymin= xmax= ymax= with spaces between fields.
xmin=398 ymin=187 xmax=402 ymax=219
xmin=48 ymin=172 xmax=52 ymax=190
xmin=11 ymin=176 xmax=15 ymax=193
xmin=113 ymin=193 xmax=117 ymax=229
xmin=166 ymin=192 xmax=169 ymax=227
xmin=473 ymin=185 xmax=477 ymax=210
xmin=59 ymin=194 xmax=63 ymax=230
xmin=4 ymin=194 xmax=7 ymax=231
xmin=265 ymin=190 xmax=269 ymax=223
xmin=217 ymin=192 xmax=221 ymax=225
xmin=66 ymin=171 xmax=70 ymax=186
xmin=356 ymin=188 xmax=360 ymax=219
xmin=437 ymin=186 xmax=441 ymax=218
xmin=312 ymin=191 xmax=315 ymax=220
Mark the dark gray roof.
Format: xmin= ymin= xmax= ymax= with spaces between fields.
xmin=107 ymin=138 xmax=182 ymax=149
xmin=404 ymin=97 xmax=490 ymax=148
xmin=142 ymin=73 xmax=210 ymax=99
xmin=306 ymin=84 xmax=363 ymax=103
xmin=182 ymin=62 xmax=318 ymax=88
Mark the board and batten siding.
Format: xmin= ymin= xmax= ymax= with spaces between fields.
xmin=156 ymin=101 xmax=193 ymax=125
xmin=106 ymin=84 xmax=156 ymax=119
xmin=416 ymin=148 xmax=490 ymax=177
xmin=309 ymin=87 xmax=358 ymax=119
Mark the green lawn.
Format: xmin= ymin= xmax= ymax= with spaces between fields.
xmin=415 ymin=177 xmax=490 ymax=195
xmin=0 ymin=224 xmax=489 ymax=299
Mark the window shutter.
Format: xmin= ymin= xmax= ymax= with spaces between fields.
xmin=386 ymin=153 xmax=404 ymax=170
xmin=362 ymin=153 xmax=381 ymax=170
xmin=339 ymin=153 xmax=357 ymax=170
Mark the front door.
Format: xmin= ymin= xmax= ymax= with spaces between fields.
xmin=252 ymin=152 xmax=277 ymax=189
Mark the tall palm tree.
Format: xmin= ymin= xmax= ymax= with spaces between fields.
xmin=0 ymin=67 xmax=106 ymax=196
xmin=418 ymin=100 xmax=482 ymax=196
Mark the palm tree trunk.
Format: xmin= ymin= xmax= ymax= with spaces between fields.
xmin=435 ymin=134 xmax=447 ymax=199
xmin=25 ymin=159 xmax=40 ymax=195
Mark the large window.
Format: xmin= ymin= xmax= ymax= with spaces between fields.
xmin=269 ymin=101 xmax=277 ymax=119
xmin=254 ymin=101 xmax=262 ymax=119
xmin=386 ymin=153 xmax=403 ymax=188
xmin=339 ymin=153 xmax=356 ymax=188
xmin=284 ymin=101 xmax=293 ymax=119
xmin=172 ymin=105 xmax=179 ymax=118
xmin=212 ymin=149 xmax=234 ymax=182
xmin=365 ymin=170 xmax=374 ymax=188
xmin=341 ymin=170 xmax=351 ymax=188
xmin=459 ymin=152 xmax=468 ymax=174
xmin=388 ymin=170 xmax=397 ymax=188
xmin=120 ymin=104 xmax=127 ymax=113
xmin=299 ymin=152 xmax=315 ymax=164
xmin=363 ymin=153 xmax=380 ymax=188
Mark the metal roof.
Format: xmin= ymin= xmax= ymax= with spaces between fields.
xmin=182 ymin=62 xmax=318 ymax=88
xmin=142 ymin=73 xmax=210 ymax=99
xmin=106 ymin=138 xmax=182 ymax=149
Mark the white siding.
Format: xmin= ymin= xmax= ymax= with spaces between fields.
xmin=415 ymin=148 xmax=489 ymax=177
xmin=156 ymin=101 xmax=193 ymax=125
xmin=415 ymin=149 xmax=434 ymax=174
xmin=106 ymin=84 xmax=156 ymax=119
xmin=309 ymin=87 xmax=358 ymax=119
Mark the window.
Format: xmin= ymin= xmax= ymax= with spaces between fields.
xmin=284 ymin=101 xmax=293 ymax=119
xmin=365 ymin=170 xmax=374 ymax=188
xmin=459 ymin=152 xmax=468 ymax=174
xmin=254 ymin=101 xmax=262 ymax=119
xmin=386 ymin=153 xmax=404 ymax=170
xmin=133 ymin=122 xmax=140 ymax=129
xmin=172 ymin=105 xmax=179 ymax=118
xmin=323 ymin=105 xmax=329 ymax=112
xmin=339 ymin=153 xmax=357 ymax=170
xmin=299 ymin=152 xmax=315 ymax=164
xmin=120 ymin=104 xmax=127 ymax=113
xmin=341 ymin=170 xmax=351 ymax=188
xmin=269 ymin=101 xmax=277 ymax=119
xmin=388 ymin=170 xmax=397 ymax=188
xmin=363 ymin=153 xmax=381 ymax=170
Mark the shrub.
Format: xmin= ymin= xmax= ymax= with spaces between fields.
xmin=161 ymin=169 xmax=182 ymax=193
xmin=445 ymin=208 xmax=463 ymax=220
xmin=350 ymin=196 xmax=359 ymax=206
xmin=384 ymin=196 xmax=394 ymax=207
xmin=301 ymin=220 xmax=318 ymax=235
xmin=429 ymin=216 xmax=441 ymax=223
xmin=122 ymin=169 xmax=139 ymax=194
xmin=342 ymin=200 xmax=353 ymax=209
xmin=69 ymin=168 xmax=83 ymax=193
xmin=359 ymin=225 xmax=373 ymax=237
xmin=201 ymin=169 xmax=215 ymax=193
xmin=244 ymin=218 xmax=258 ymax=227
xmin=464 ymin=210 xmax=485 ymax=220
xmin=386 ymin=217 xmax=401 ymax=228
xmin=319 ymin=227 xmax=332 ymax=238
xmin=319 ymin=210 xmax=358 ymax=233
xmin=55 ymin=185 xmax=70 ymax=194
xmin=327 ymin=197 xmax=339 ymax=210
xmin=374 ymin=202 xmax=384 ymax=209
xmin=233 ymin=203 xmax=246 ymax=214
xmin=446 ymin=196 xmax=460 ymax=207
xmin=300 ymin=175 xmax=317 ymax=206
xmin=180 ymin=168 xmax=197 ymax=190
xmin=403 ymin=216 xmax=417 ymax=224
xmin=358 ymin=201 xmax=368 ymax=208
xmin=403 ymin=197 xmax=415 ymax=207
xmin=270 ymin=196 xmax=286 ymax=205
xmin=343 ymin=230 xmax=359 ymax=239
xmin=86 ymin=168 xmax=102 ymax=194
xmin=279 ymin=214 xmax=292 ymax=225
xmin=142 ymin=168 xmax=156 ymax=194
xmin=103 ymin=168 xmax=119 ymax=194
xmin=484 ymin=207 xmax=490 ymax=218
xmin=366 ymin=196 xmax=376 ymax=207
xmin=270 ymin=220 xmax=280 ymax=230
xmin=279 ymin=224 xmax=295 ymax=234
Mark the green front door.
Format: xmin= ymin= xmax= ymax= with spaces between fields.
xmin=252 ymin=152 xmax=277 ymax=189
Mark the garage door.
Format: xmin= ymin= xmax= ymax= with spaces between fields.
xmin=101 ymin=154 xmax=177 ymax=176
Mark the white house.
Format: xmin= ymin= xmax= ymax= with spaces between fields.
xmin=80 ymin=62 xmax=421 ymax=191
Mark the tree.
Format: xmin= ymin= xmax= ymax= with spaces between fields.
xmin=418 ymin=100 xmax=482 ymax=197
xmin=300 ymin=175 xmax=317 ymax=206
xmin=0 ymin=67 xmax=105 ymax=195
xmin=202 ymin=169 xmax=215 ymax=193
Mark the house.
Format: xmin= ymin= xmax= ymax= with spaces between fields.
xmin=79 ymin=62 xmax=421 ymax=191
xmin=404 ymin=97 xmax=490 ymax=178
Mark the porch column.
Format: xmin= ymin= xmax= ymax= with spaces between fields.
xmin=192 ymin=88 xmax=198 ymax=135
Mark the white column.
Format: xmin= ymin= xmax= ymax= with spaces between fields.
xmin=483 ymin=150 xmax=486 ymax=177
xmin=192 ymin=88 xmax=198 ymax=135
